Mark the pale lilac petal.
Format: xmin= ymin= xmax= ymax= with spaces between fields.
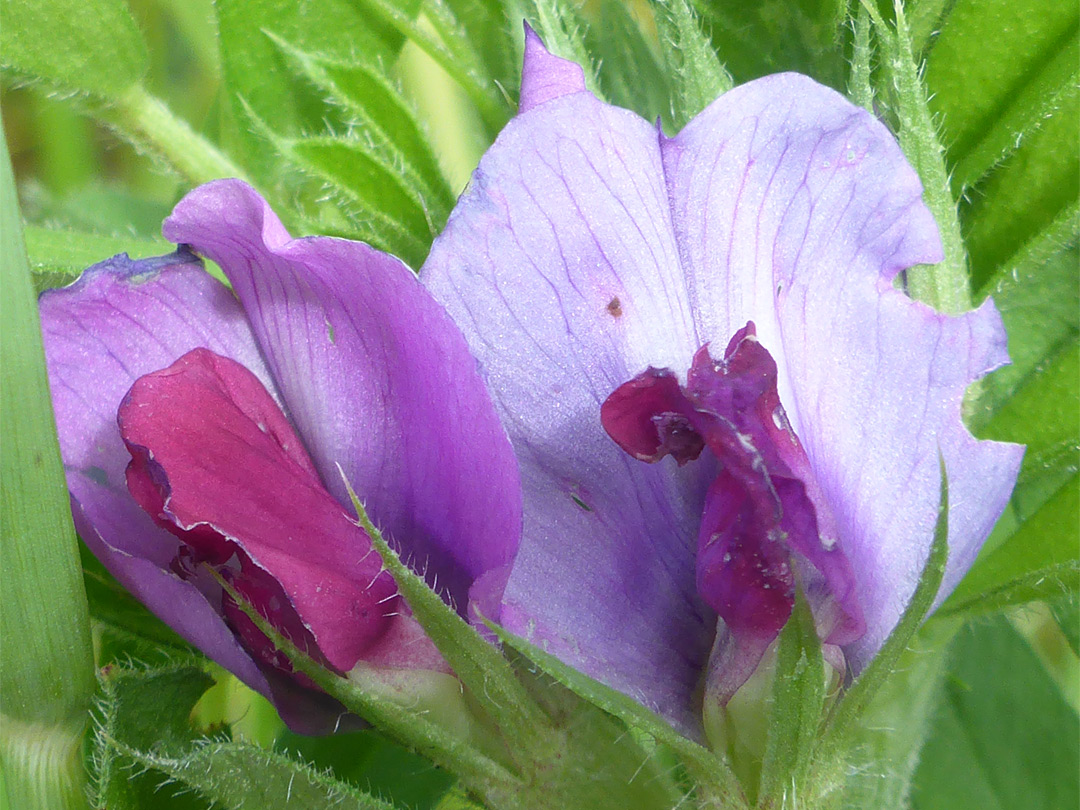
xmin=163 ymin=180 xmax=521 ymax=615
xmin=425 ymin=36 xmax=1021 ymax=726
xmin=519 ymin=23 xmax=586 ymax=113
xmin=660 ymin=74 xmax=1024 ymax=668
xmin=38 ymin=252 xmax=305 ymax=718
xmin=422 ymin=68 xmax=713 ymax=730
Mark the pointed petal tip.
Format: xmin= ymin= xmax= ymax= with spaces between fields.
xmin=519 ymin=23 xmax=587 ymax=114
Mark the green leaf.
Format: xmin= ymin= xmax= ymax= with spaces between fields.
xmin=267 ymin=35 xmax=452 ymax=211
xmin=961 ymin=86 xmax=1079 ymax=290
xmin=951 ymin=36 xmax=1078 ymax=192
xmin=1050 ymin=590 xmax=1080 ymax=658
xmin=581 ymin=2 xmax=669 ymax=124
xmin=758 ymin=593 xmax=825 ymax=804
xmin=214 ymin=0 xmax=415 ymax=180
xmin=922 ymin=0 xmax=1077 ymax=174
xmin=275 ymin=730 xmax=454 ymax=810
xmin=24 ymin=225 xmax=171 ymax=290
xmin=284 ymin=136 xmax=437 ymax=268
xmin=939 ymin=476 xmax=1078 ymax=617
xmin=1 ymin=109 xmax=96 ymax=810
xmin=905 ymin=0 xmax=953 ymax=54
xmin=948 ymin=241 xmax=1080 ymax=618
xmin=817 ymin=457 xmax=949 ymax=760
xmin=95 ymin=664 xmax=400 ymax=810
xmin=351 ymin=0 xmax=506 ymax=131
xmin=973 ymin=241 xmax=1079 ymax=428
xmin=339 ymin=475 xmax=551 ymax=750
xmin=910 ymin=618 xmax=1080 ymax=810
xmin=654 ymin=0 xmax=734 ymax=131
xmin=440 ymin=0 xmax=519 ymax=94
xmin=691 ymin=0 xmax=848 ymax=87
xmin=0 ymin=0 xmax=148 ymax=97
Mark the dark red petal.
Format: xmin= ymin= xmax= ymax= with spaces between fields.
xmin=688 ymin=326 xmax=865 ymax=646
xmin=601 ymin=368 xmax=705 ymax=465
xmin=119 ymin=348 xmax=398 ymax=674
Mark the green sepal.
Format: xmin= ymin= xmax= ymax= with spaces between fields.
xmin=860 ymin=0 xmax=971 ymax=313
xmin=492 ymin=626 xmax=747 ymax=809
xmin=206 ymin=567 xmax=515 ymax=793
xmin=847 ymin=3 xmax=873 ymax=113
xmin=93 ymin=663 xmax=402 ymax=810
xmin=757 ymin=590 xmax=826 ymax=805
xmin=338 ymin=473 xmax=553 ymax=756
xmin=654 ymin=0 xmax=734 ymax=131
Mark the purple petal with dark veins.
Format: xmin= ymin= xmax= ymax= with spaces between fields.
xmin=163 ymin=180 xmax=522 ymax=617
xmin=661 ymin=75 xmax=1023 ymax=667
xmin=519 ymin=23 xmax=586 ymax=113
xmin=423 ymin=45 xmax=712 ymax=733
xmin=423 ymin=35 xmax=1021 ymax=728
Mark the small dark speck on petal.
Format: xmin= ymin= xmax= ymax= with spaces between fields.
xmin=606 ymin=296 xmax=623 ymax=318
xmin=571 ymin=494 xmax=592 ymax=511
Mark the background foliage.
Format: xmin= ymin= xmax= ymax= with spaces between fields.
xmin=1 ymin=0 xmax=1076 ymax=808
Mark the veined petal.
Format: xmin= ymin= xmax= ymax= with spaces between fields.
xmin=423 ymin=43 xmax=712 ymax=731
xmin=661 ymin=75 xmax=1024 ymax=667
xmin=163 ymin=180 xmax=521 ymax=615
xmin=519 ymin=23 xmax=586 ymax=113
xmin=424 ymin=34 xmax=1022 ymax=729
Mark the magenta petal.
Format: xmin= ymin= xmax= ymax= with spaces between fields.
xmin=163 ymin=180 xmax=522 ymax=615
xmin=519 ymin=23 xmax=587 ymax=113
xmin=119 ymin=348 xmax=399 ymax=674
xmin=38 ymin=252 xmax=299 ymax=716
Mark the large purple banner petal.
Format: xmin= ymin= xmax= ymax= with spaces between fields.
xmin=424 ymin=88 xmax=716 ymax=731
xmin=661 ymin=75 xmax=1024 ymax=666
xmin=163 ymin=181 xmax=522 ymax=614
xmin=423 ymin=44 xmax=1022 ymax=728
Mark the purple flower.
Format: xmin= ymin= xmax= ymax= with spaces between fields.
xmin=40 ymin=180 xmax=521 ymax=732
xmin=421 ymin=31 xmax=1023 ymax=734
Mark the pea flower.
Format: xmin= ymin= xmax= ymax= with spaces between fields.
xmin=40 ymin=180 xmax=521 ymax=732
xmin=421 ymin=31 xmax=1023 ymax=735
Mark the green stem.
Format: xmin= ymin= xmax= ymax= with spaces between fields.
xmin=1 ymin=720 xmax=90 ymax=810
xmin=102 ymin=85 xmax=250 ymax=185
xmin=0 ymin=116 xmax=95 ymax=810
